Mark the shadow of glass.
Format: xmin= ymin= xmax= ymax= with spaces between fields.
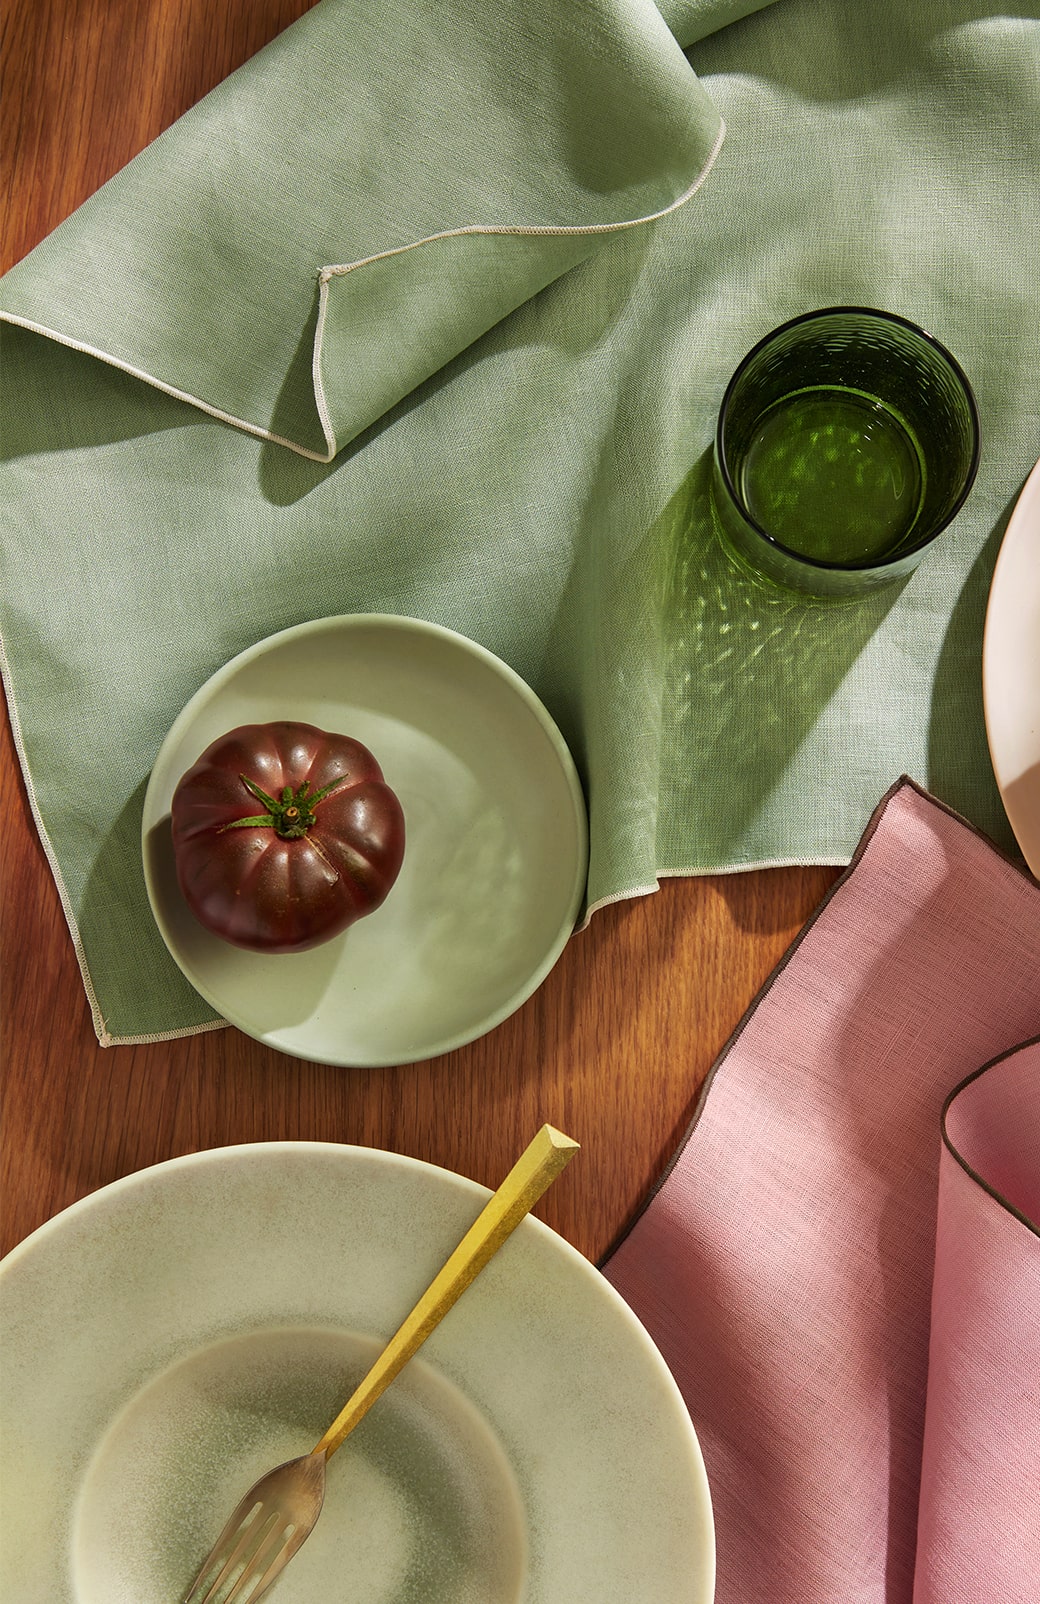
xmin=657 ymin=450 xmax=905 ymax=863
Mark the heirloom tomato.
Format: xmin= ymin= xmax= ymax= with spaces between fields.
xmin=170 ymin=721 xmax=405 ymax=953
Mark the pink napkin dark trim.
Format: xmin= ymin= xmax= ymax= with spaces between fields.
xmin=940 ymin=1043 xmax=1040 ymax=1237
xmin=600 ymin=774 xmax=1039 ymax=1266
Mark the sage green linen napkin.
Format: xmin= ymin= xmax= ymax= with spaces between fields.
xmin=2 ymin=0 xmax=1038 ymax=1042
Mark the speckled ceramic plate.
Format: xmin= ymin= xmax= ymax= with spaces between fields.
xmin=0 ymin=1144 xmax=714 ymax=1604
xmin=983 ymin=459 xmax=1040 ymax=876
xmin=142 ymin=615 xmax=588 ymax=1066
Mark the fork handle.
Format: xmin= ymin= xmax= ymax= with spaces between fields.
xmin=312 ymin=1124 xmax=579 ymax=1459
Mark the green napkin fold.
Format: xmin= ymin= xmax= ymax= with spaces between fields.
xmin=1 ymin=0 xmax=723 ymax=459
xmin=2 ymin=0 xmax=1038 ymax=1042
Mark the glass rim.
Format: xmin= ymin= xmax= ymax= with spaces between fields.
xmin=714 ymin=304 xmax=982 ymax=573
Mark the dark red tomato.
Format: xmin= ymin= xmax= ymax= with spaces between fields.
xmin=170 ymin=721 xmax=405 ymax=953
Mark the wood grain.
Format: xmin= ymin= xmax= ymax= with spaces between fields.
xmin=0 ymin=0 xmax=841 ymax=1265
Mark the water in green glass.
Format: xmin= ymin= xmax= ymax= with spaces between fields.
xmin=738 ymin=385 xmax=927 ymax=565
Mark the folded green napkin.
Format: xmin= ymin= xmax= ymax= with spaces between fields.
xmin=2 ymin=0 xmax=1038 ymax=1042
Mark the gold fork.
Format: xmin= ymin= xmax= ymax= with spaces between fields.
xmin=181 ymin=1125 xmax=579 ymax=1603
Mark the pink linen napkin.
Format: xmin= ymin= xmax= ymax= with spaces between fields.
xmin=604 ymin=778 xmax=1039 ymax=1604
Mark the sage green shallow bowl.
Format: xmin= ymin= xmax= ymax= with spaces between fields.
xmin=0 ymin=1142 xmax=715 ymax=1604
xmin=142 ymin=614 xmax=588 ymax=1066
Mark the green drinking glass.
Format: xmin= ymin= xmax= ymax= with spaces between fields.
xmin=711 ymin=307 xmax=981 ymax=598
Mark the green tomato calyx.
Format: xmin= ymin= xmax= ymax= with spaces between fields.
xmin=221 ymin=773 xmax=349 ymax=839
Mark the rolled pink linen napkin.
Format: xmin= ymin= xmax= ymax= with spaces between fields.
xmin=605 ymin=778 xmax=1039 ymax=1604
xmin=915 ymin=1041 xmax=1040 ymax=1603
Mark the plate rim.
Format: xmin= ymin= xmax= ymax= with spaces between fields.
xmin=141 ymin=614 xmax=589 ymax=1067
xmin=0 ymin=1140 xmax=716 ymax=1603
xmin=982 ymin=457 xmax=1040 ymax=874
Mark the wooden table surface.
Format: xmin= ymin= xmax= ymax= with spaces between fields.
xmin=0 ymin=0 xmax=839 ymax=1266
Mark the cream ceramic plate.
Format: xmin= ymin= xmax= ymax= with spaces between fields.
xmin=142 ymin=616 xmax=588 ymax=1065
xmin=0 ymin=1144 xmax=715 ymax=1604
xmin=983 ymin=459 xmax=1040 ymax=876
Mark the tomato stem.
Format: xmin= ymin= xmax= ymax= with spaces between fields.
xmin=220 ymin=772 xmax=350 ymax=839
